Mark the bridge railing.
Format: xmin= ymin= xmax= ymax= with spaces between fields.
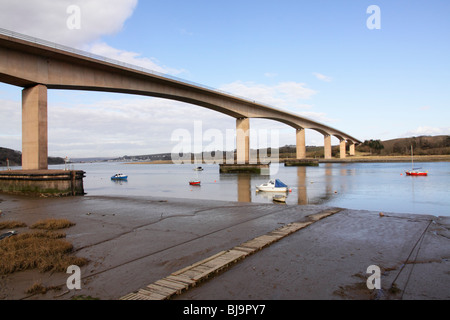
xmin=0 ymin=28 xmax=256 ymax=102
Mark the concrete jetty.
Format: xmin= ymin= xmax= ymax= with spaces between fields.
xmin=0 ymin=170 xmax=85 ymax=196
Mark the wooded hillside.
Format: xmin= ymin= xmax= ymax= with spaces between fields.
xmin=357 ymin=135 xmax=450 ymax=156
xmin=0 ymin=147 xmax=65 ymax=166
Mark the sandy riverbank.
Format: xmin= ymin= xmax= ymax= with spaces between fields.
xmin=0 ymin=193 xmax=448 ymax=301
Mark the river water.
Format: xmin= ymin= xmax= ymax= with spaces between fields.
xmin=44 ymin=161 xmax=449 ymax=217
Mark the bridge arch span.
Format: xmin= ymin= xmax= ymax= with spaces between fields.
xmin=0 ymin=29 xmax=361 ymax=169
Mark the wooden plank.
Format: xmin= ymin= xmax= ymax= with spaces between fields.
xmin=198 ymin=250 xmax=246 ymax=276
xmin=190 ymin=264 xmax=213 ymax=273
xmin=308 ymin=209 xmax=341 ymax=221
xmin=240 ymin=239 xmax=265 ymax=249
xmin=155 ymin=279 xmax=187 ymax=292
xmin=146 ymin=284 xmax=178 ymax=296
xmin=233 ymin=246 xmax=255 ymax=253
xmin=171 ymin=251 xmax=227 ymax=276
xmin=133 ymin=292 xmax=157 ymax=300
xmin=138 ymin=288 xmax=168 ymax=300
xmin=166 ymin=274 xmax=196 ymax=286
xmin=178 ymin=268 xmax=204 ymax=279
xmin=120 ymin=293 xmax=138 ymax=300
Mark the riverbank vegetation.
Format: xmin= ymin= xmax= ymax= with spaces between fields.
xmin=358 ymin=135 xmax=450 ymax=156
xmin=0 ymin=147 xmax=65 ymax=166
xmin=0 ymin=219 xmax=87 ymax=275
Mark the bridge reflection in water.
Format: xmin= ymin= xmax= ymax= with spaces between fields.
xmin=232 ymin=164 xmax=357 ymax=205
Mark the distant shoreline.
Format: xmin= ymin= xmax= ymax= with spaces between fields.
xmin=318 ymin=154 xmax=450 ymax=163
xmin=124 ymin=154 xmax=450 ymax=165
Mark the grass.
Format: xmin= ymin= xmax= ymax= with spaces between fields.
xmin=30 ymin=218 xmax=75 ymax=230
xmin=0 ymin=219 xmax=88 ymax=275
xmin=0 ymin=221 xmax=27 ymax=230
xmin=25 ymin=281 xmax=62 ymax=295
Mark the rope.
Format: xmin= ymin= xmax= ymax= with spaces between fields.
xmin=390 ymin=219 xmax=433 ymax=299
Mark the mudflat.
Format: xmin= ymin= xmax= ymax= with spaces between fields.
xmin=0 ymin=193 xmax=448 ymax=300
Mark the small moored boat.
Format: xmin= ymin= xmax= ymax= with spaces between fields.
xmin=111 ymin=173 xmax=128 ymax=180
xmin=193 ymin=167 xmax=204 ymax=171
xmin=256 ymin=179 xmax=289 ymax=192
xmin=272 ymin=195 xmax=287 ymax=203
xmin=405 ymin=170 xmax=428 ymax=176
xmin=405 ymin=146 xmax=428 ymax=176
xmin=189 ymin=180 xmax=201 ymax=186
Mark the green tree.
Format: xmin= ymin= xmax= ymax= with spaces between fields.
xmin=363 ymin=139 xmax=384 ymax=154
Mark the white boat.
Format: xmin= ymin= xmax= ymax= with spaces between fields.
xmin=256 ymin=179 xmax=289 ymax=192
xmin=193 ymin=166 xmax=204 ymax=171
xmin=272 ymin=195 xmax=287 ymax=203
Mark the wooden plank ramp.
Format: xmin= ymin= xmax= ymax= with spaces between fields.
xmin=119 ymin=208 xmax=342 ymax=300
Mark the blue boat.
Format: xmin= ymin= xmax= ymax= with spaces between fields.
xmin=111 ymin=173 xmax=128 ymax=180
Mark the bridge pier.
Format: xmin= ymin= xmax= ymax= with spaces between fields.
xmin=236 ymin=118 xmax=250 ymax=164
xmin=4 ymin=84 xmax=86 ymax=196
xmin=324 ymin=134 xmax=332 ymax=159
xmin=296 ymin=128 xmax=306 ymax=159
xmin=349 ymin=141 xmax=356 ymax=156
xmin=22 ymin=84 xmax=48 ymax=170
xmin=339 ymin=139 xmax=346 ymax=159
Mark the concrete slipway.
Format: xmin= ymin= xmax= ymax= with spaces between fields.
xmin=0 ymin=193 xmax=448 ymax=301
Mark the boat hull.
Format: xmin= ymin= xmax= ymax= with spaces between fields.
xmin=256 ymin=186 xmax=288 ymax=192
xmin=111 ymin=175 xmax=128 ymax=180
xmin=256 ymin=179 xmax=289 ymax=192
xmin=272 ymin=195 xmax=287 ymax=203
xmin=406 ymin=171 xmax=427 ymax=176
xmin=189 ymin=181 xmax=201 ymax=186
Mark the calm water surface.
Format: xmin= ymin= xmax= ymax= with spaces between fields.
xmin=48 ymin=161 xmax=450 ymax=217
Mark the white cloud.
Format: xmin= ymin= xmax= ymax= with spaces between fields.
xmin=0 ymin=1 xmax=185 ymax=77
xmin=401 ymin=126 xmax=450 ymax=137
xmin=218 ymin=80 xmax=339 ymax=125
xmin=87 ymin=42 xmax=185 ymax=76
xmin=219 ymin=81 xmax=318 ymax=110
xmin=46 ymin=95 xmax=236 ymax=158
xmin=313 ymin=72 xmax=332 ymax=82
xmin=0 ymin=0 xmax=138 ymax=48
xmin=0 ymin=98 xmax=21 ymax=150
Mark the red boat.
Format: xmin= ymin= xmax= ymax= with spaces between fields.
xmin=189 ymin=180 xmax=201 ymax=186
xmin=405 ymin=170 xmax=428 ymax=176
xmin=405 ymin=145 xmax=428 ymax=176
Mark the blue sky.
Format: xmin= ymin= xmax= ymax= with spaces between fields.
xmin=0 ymin=0 xmax=449 ymax=158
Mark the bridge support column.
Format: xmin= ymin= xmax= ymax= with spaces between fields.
xmin=340 ymin=140 xmax=346 ymax=159
xmin=349 ymin=141 xmax=356 ymax=156
xmin=324 ymin=134 xmax=332 ymax=159
xmin=236 ymin=118 xmax=250 ymax=164
xmin=22 ymin=84 xmax=48 ymax=170
xmin=296 ymin=128 xmax=306 ymax=159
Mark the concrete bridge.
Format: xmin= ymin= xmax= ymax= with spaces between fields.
xmin=0 ymin=29 xmax=361 ymax=170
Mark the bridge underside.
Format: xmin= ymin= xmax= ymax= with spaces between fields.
xmin=18 ymin=84 xmax=356 ymax=170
